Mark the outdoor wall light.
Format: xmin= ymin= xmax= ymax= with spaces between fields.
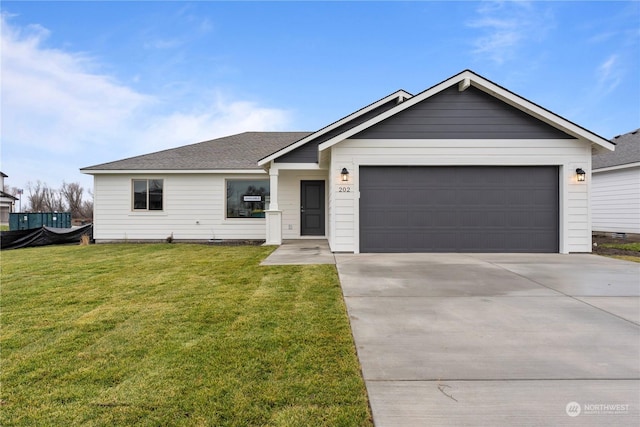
xmin=341 ymin=168 xmax=350 ymax=182
xmin=576 ymin=168 xmax=586 ymax=182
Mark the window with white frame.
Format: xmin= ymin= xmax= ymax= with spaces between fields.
xmin=226 ymin=179 xmax=269 ymax=218
xmin=132 ymin=179 xmax=163 ymax=211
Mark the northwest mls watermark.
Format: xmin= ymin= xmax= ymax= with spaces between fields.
xmin=566 ymin=401 xmax=630 ymax=417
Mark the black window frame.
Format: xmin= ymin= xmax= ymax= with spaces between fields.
xmin=132 ymin=179 xmax=163 ymax=211
xmin=226 ymin=179 xmax=270 ymax=219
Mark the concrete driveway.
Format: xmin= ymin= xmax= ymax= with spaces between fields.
xmin=335 ymin=253 xmax=640 ymax=426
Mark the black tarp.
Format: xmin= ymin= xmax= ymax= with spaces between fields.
xmin=0 ymin=224 xmax=93 ymax=250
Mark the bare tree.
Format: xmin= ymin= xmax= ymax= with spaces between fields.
xmin=27 ymin=181 xmax=47 ymax=212
xmin=27 ymin=181 xmax=66 ymax=212
xmin=44 ymin=187 xmax=66 ymax=212
xmin=61 ymin=182 xmax=84 ymax=218
xmin=80 ymin=199 xmax=94 ymax=219
xmin=24 ymin=180 xmax=93 ymax=219
xmin=81 ymin=188 xmax=94 ymax=219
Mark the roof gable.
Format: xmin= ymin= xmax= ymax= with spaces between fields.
xmin=258 ymin=89 xmax=412 ymax=166
xmin=318 ymin=70 xmax=614 ymax=152
xmin=274 ymin=97 xmax=407 ymax=163
xmin=353 ymin=85 xmax=574 ymax=140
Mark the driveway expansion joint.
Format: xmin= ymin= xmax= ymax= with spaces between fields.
xmin=337 ymin=253 xmax=640 ymax=426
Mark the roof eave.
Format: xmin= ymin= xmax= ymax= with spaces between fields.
xmin=81 ymin=168 xmax=268 ymax=175
xmin=318 ymin=70 xmax=616 ymax=152
xmin=465 ymin=72 xmax=615 ymax=151
xmin=257 ymin=89 xmax=413 ymax=166
xmin=593 ymin=161 xmax=640 ymax=173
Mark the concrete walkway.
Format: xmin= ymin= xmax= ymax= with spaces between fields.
xmin=336 ymin=253 xmax=640 ymax=426
xmin=260 ymin=239 xmax=335 ymax=265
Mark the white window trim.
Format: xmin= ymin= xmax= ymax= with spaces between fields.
xmin=224 ymin=178 xmax=270 ymax=220
xmin=131 ymin=178 xmax=164 ymax=212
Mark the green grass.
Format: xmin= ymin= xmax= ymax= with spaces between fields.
xmin=0 ymin=225 xmax=9 ymax=231
xmin=1 ymin=244 xmax=372 ymax=426
xmin=600 ymin=242 xmax=640 ymax=252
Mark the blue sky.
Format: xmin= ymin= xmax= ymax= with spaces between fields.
xmin=1 ymin=1 xmax=639 ymax=198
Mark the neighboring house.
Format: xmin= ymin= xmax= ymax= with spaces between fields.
xmin=81 ymin=70 xmax=614 ymax=253
xmin=0 ymin=172 xmax=19 ymax=226
xmin=592 ymin=129 xmax=640 ymax=235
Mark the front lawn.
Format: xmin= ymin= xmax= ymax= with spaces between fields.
xmin=593 ymin=234 xmax=640 ymax=263
xmin=600 ymin=242 xmax=640 ymax=252
xmin=1 ymin=244 xmax=372 ymax=426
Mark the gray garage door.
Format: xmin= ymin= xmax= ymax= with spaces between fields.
xmin=360 ymin=166 xmax=559 ymax=253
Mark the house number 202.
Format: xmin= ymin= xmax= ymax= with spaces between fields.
xmin=338 ymin=186 xmax=352 ymax=193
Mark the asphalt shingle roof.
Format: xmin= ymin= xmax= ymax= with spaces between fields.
xmin=81 ymin=132 xmax=312 ymax=171
xmin=593 ymin=129 xmax=640 ymax=169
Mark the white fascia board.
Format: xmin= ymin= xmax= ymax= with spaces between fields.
xmin=270 ymin=163 xmax=326 ymax=171
xmin=593 ymin=162 xmax=640 ymax=173
xmin=318 ymin=70 xmax=615 ymax=152
xmin=319 ymin=72 xmax=471 ymax=151
xmin=81 ymin=169 xmax=268 ymax=175
xmin=458 ymin=77 xmax=471 ymax=91
xmin=466 ymin=73 xmax=614 ymax=151
xmin=257 ymin=89 xmax=413 ymax=166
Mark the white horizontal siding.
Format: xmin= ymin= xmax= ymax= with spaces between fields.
xmin=93 ymin=173 xmax=270 ymax=241
xmin=592 ymin=167 xmax=640 ymax=234
xmin=329 ymin=138 xmax=592 ymax=253
xmin=276 ymin=169 xmax=328 ymax=239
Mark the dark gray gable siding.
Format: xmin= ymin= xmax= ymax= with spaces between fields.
xmin=276 ymin=98 xmax=402 ymax=163
xmin=352 ymin=86 xmax=574 ymax=140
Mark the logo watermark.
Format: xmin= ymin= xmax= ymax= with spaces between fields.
xmin=566 ymin=401 xmax=630 ymax=417
xmin=566 ymin=402 xmax=581 ymax=417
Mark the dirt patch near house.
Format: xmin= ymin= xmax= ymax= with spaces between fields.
xmin=592 ymin=233 xmax=640 ymax=260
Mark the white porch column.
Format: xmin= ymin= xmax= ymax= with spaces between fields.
xmin=265 ymin=166 xmax=282 ymax=245
xmin=269 ymin=166 xmax=279 ymax=211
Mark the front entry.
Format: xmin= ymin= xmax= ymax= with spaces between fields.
xmin=300 ymin=180 xmax=325 ymax=236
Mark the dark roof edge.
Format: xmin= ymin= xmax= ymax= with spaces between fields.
xmin=461 ymin=69 xmax=614 ymax=146
xmin=258 ymin=89 xmax=412 ymax=164
xmin=79 ymin=132 xmax=255 ymax=171
xmin=80 ymin=131 xmax=309 ymax=171
xmin=0 ymin=191 xmax=18 ymax=200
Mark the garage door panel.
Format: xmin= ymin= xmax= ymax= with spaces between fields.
xmin=459 ymin=210 xmax=507 ymax=227
xmin=361 ymin=231 xmax=410 ymax=251
xmin=532 ymin=189 xmax=558 ymax=205
xmin=363 ymin=210 xmax=409 ymax=226
xmin=365 ymin=167 xmax=409 ymax=187
xmin=406 ymin=232 xmax=458 ymax=252
xmin=360 ymin=166 xmax=559 ymax=253
xmin=508 ymin=214 xmax=543 ymax=228
xmin=408 ymin=210 xmax=460 ymax=227
xmin=460 ymin=232 xmax=504 ymax=251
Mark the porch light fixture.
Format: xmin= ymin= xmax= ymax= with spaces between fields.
xmin=576 ymin=168 xmax=586 ymax=182
xmin=341 ymin=168 xmax=350 ymax=182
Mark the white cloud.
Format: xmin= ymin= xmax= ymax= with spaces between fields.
xmin=0 ymin=14 xmax=291 ymax=192
xmin=596 ymin=54 xmax=622 ymax=94
xmin=134 ymin=96 xmax=291 ymax=153
xmin=468 ymin=1 xmax=553 ymax=64
xmin=1 ymin=13 xmax=152 ymax=153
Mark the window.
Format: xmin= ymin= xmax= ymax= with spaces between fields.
xmin=226 ymin=179 xmax=269 ymax=218
xmin=133 ymin=179 xmax=163 ymax=211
